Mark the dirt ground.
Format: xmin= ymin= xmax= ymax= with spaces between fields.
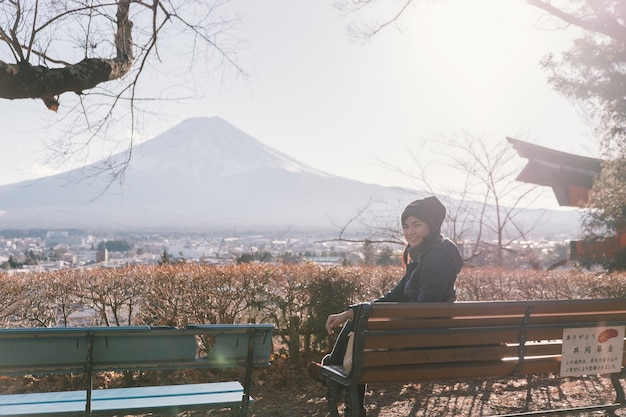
xmin=197 ymin=357 xmax=626 ymax=417
xmin=247 ymin=375 xmax=626 ymax=417
xmin=2 ymin=357 xmax=625 ymax=417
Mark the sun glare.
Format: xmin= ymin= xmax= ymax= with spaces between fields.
xmin=394 ymin=0 xmax=574 ymax=135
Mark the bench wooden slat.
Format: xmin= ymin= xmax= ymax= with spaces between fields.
xmin=362 ymin=339 xmax=626 ymax=368
xmin=0 ymin=382 xmax=248 ymax=417
xmin=0 ymin=400 xmax=85 ymax=416
xmin=366 ymin=302 xmax=529 ymax=319
xmin=358 ymin=360 xmax=517 ymax=383
xmin=363 ymin=345 xmax=508 ymax=367
xmin=363 ymin=327 xmax=625 ymax=349
xmin=362 ymin=329 xmax=529 ymax=349
xmin=366 ymin=312 xmax=626 ymax=331
xmin=526 ymin=299 xmax=626 ymax=315
xmin=528 ymin=312 xmax=626 ymax=325
xmin=0 ymin=382 xmax=242 ymax=405
xmin=366 ymin=299 xmax=626 ymax=320
xmin=90 ymin=382 xmax=248 ymax=415
xmin=357 ymin=356 xmax=564 ymax=384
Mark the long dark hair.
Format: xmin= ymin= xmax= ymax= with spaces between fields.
xmin=401 ymin=244 xmax=410 ymax=268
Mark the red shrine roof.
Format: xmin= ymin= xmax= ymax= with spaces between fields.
xmin=507 ymin=137 xmax=601 ymax=207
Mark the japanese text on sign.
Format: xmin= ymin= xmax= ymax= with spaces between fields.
xmin=561 ymin=326 xmax=624 ymax=377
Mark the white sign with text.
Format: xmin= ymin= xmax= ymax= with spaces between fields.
xmin=561 ymin=326 xmax=625 ymax=377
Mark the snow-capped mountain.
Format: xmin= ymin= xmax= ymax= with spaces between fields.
xmin=0 ymin=117 xmax=415 ymax=231
xmin=127 ymin=117 xmax=328 ymax=179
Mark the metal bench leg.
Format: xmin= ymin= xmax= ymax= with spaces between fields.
xmin=327 ymin=381 xmax=342 ymax=417
xmin=605 ymin=372 xmax=626 ymax=417
xmin=611 ymin=373 xmax=625 ymax=405
xmin=344 ymin=384 xmax=362 ymax=417
xmin=230 ymin=405 xmax=241 ymax=417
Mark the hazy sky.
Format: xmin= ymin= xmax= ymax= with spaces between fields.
xmin=1 ymin=0 xmax=597 ymax=208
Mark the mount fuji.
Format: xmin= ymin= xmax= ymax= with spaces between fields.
xmin=0 ymin=117 xmax=415 ymax=231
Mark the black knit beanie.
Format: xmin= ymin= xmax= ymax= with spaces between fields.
xmin=401 ymin=196 xmax=446 ymax=234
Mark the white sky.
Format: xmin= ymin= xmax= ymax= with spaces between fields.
xmin=0 ymin=0 xmax=598 ymax=209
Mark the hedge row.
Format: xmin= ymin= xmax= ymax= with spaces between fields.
xmin=1 ymin=264 xmax=624 ymax=363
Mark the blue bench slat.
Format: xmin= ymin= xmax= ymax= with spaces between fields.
xmin=0 ymin=390 xmax=87 ymax=406
xmin=93 ymin=381 xmax=244 ymax=400
xmin=0 ymin=382 xmax=247 ymax=416
xmin=0 ymin=390 xmax=86 ymax=416
xmin=91 ymin=392 xmax=246 ymax=414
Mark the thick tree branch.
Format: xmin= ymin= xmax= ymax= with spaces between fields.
xmin=527 ymin=0 xmax=626 ymax=43
xmin=0 ymin=0 xmax=133 ymax=111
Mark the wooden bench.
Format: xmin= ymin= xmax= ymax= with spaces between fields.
xmin=0 ymin=323 xmax=274 ymax=416
xmin=319 ymin=298 xmax=626 ymax=417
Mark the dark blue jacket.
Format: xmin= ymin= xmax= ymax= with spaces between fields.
xmin=376 ymin=236 xmax=462 ymax=303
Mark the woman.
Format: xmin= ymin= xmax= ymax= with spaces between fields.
xmin=307 ymin=195 xmax=463 ymax=417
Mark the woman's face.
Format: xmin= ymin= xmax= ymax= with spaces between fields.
xmin=402 ymin=216 xmax=431 ymax=247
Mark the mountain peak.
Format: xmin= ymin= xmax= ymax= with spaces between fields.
xmin=129 ymin=117 xmax=326 ymax=178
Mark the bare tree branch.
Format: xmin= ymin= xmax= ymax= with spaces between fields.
xmin=0 ymin=1 xmax=244 ymax=189
xmin=527 ymin=0 xmax=626 ymax=43
xmin=0 ymin=0 xmax=133 ymax=111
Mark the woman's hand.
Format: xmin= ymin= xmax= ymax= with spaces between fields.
xmin=325 ymin=309 xmax=354 ymax=334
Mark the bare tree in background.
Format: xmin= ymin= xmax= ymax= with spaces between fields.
xmin=379 ymin=134 xmax=545 ymax=267
xmin=329 ymin=135 xmax=545 ymax=267
xmin=0 ymin=1 xmax=243 ymax=185
xmin=329 ymin=196 xmax=410 ymax=246
xmin=440 ymin=134 xmax=544 ymax=266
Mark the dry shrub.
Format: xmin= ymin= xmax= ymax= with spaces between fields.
xmin=137 ymin=264 xmax=194 ymax=327
xmin=1 ymin=264 xmax=625 ymax=360
xmin=79 ymin=267 xmax=146 ymax=326
xmin=262 ymin=263 xmax=318 ymax=365
xmin=456 ymin=267 xmax=626 ymax=301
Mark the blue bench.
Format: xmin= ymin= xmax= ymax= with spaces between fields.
xmin=0 ymin=324 xmax=274 ymax=416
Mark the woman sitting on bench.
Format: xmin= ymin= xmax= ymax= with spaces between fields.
xmin=307 ymin=195 xmax=464 ymax=417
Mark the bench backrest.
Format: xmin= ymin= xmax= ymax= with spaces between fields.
xmin=185 ymin=324 xmax=274 ymax=367
xmin=0 ymin=327 xmax=91 ymax=374
xmin=0 ymin=324 xmax=274 ymax=375
xmin=349 ymin=299 xmax=626 ymax=384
